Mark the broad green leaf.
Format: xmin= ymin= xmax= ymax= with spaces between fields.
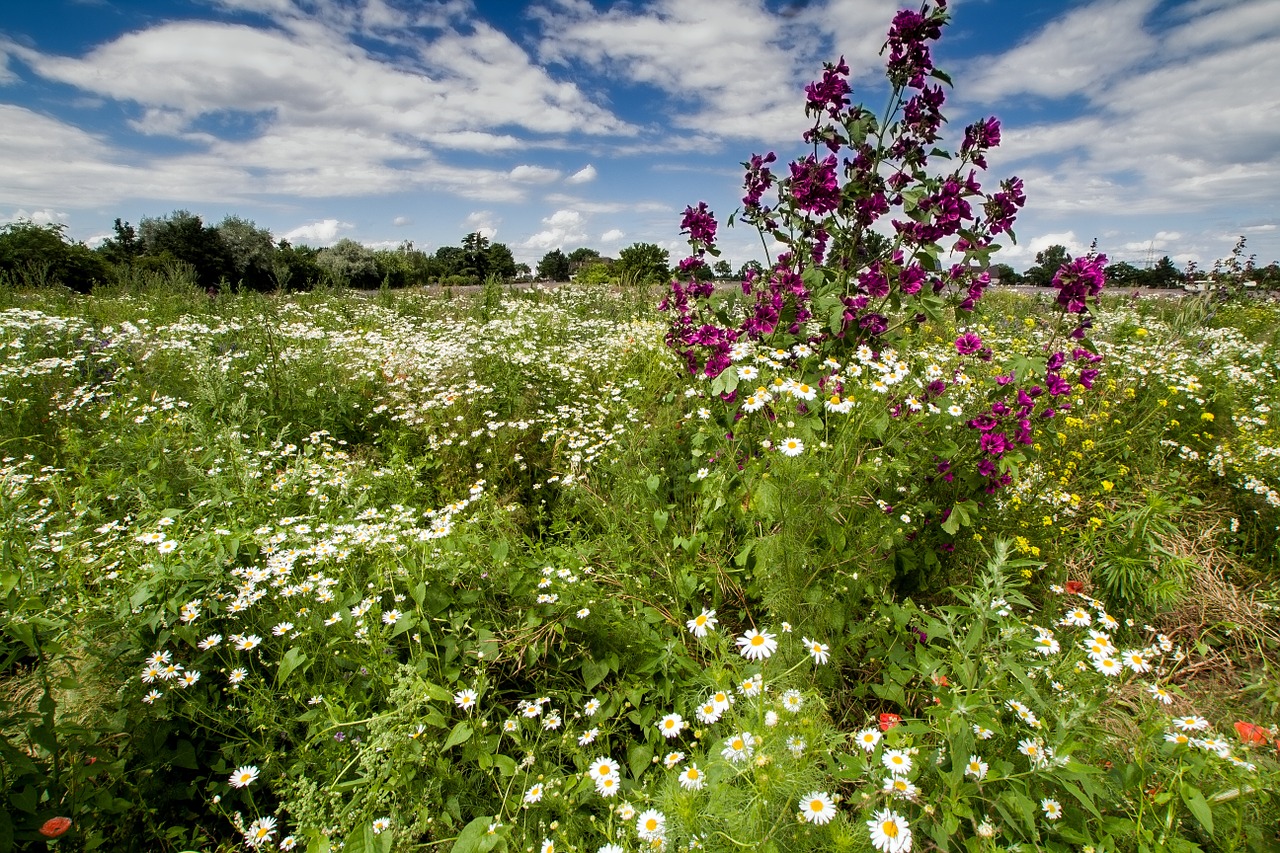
xmin=277 ymin=647 xmax=308 ymax=686
xmin=442 ymin=722 xmax=473 ymax=752
xmin=1180 ymin=783 xmax=1213 ymax=836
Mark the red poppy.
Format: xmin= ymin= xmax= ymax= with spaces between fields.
xmin=1233 ymin=721 xmax=1272 ymax=745
xmin=931 ymin=673 xmax=950 ymax=687
xmin=39 ymin=817 xmax=72 ymax=838
xmin=879 ymin=712 xmax=902 ymax=731
xmin=1064 ymin=580 xmax=1084 ymax=595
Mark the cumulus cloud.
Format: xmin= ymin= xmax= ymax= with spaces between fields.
xmin=565 ymin=164 xmax=597 ymax=184
xmin=520 ymin=208 xmax=587 ymax=251
xmin=282 ymin=218 xmax=353 ymax=245
xmin=392 ymin=215 xmax=411 ymax=226
xmin=599 ymin=228 xmax=625 ymax=243
xmin=463 ymin=210 xmax=499 ymax=239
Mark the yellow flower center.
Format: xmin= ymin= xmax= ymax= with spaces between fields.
xmin=883 ymin=820 xmax=899 ymax=838
xmin=751 ymin=635 xmax=764 ymax=646
xmin=809 ymin=799 xmax=824 ymax=812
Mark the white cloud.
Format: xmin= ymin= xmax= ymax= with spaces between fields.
xmin=463 ymin=211 xmax=499 ymax=239
xmin=392 ymin=215 xmax=411 ymax=226
xmin=509 ymin=165 xmax=561 ymax=184
xmin=282 ymin=218 xmax=352 ymax=245
xmin=1 ymin=208 xmax=70 ymax=226
xmin=520 ymin=208 xmax=587 ymax=251
xmin=963 ymin=0 xmax=1161 ymax=101
xmin=599 ymin=228 xmax=625 ymax=243
xmin=535 ymin=0 xmax=812 ymax=141
xmin=565 ymin=164 xmax=597 ymax=184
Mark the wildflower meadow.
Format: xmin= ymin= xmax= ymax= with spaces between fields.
xmin=4 ymin=3 xmax=1280 ymax=852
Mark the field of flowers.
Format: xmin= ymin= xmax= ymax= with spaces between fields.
xmin=2 ymin=279 xmax=1279 ymax=853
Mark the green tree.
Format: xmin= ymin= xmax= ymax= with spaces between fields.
xmin=1104 ymin=261 xmax=1142 ymax=288
xmin=216 ymin=215 xmax=276 ymax=290
xmin=1144 ymin=255 xmax=1182 ymax=289
xmin=713 ymin=260 xmax=733 ymax=279
xmin=485 ymin=241 xmax=518 ymax=280
xmin=138 ymin=210 xmax=233 ymax=288
xmin=271 ymin=240 xmax=323 ymax=291
xmin=434 ymin=245 xmax=467 ymax=280
xmin=617 ymin=242 xmax=670 ymax=285
xmin=97 ymin=218 xmax=142 ymax=269
xmin=462 ymin=232 xmax=491 ymax=281
xmin=0 ymin=220 xmax=108 ymax=292
xmin=567 ymin=247 xmax=601 ymax=275
xmin=738 ymin=260 xmax=765 ymax=280
xmin=1023 ymin=245 xmax=1071 ymax=287
xmin=577 ymin=262 xmax=613 ymax=285
xmin=989 ymin=262 xmax=1019 ymax=285
xmin=316 ymin=238 xmax=379 ymax=288
xmin=537 ymin=249 xmax=571 ymax=282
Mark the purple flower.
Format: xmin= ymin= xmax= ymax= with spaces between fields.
xmin=955 ymin=332 xmax=982 ymax=354
xmin=788 ymin=154 xmax=840 ymax=216
xmin=681 ymin=202 xmax=718 ymax=250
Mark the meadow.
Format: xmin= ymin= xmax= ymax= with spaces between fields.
xmin=2 ymin=276 xmax=1279 ymax=853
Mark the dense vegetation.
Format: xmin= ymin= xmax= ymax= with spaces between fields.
xmin=1 ymin=276 xmax=1279 ymax=852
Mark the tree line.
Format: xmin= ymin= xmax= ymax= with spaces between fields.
xmin=0 ymin=212 xmax=699 ymax=293
xmin=991 ymin=242 xmax=1280 ymax=290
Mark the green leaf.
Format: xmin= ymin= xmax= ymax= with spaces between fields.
xmin=581 ymin=658 xmax=609 ymax=691
xmin=277 ymin=647 xmax=308 ymax=686
xmin=453 ymin=816 xmax=501 ymax=853
xmin=628 ymin=743 xmax=653 ymax=781
xmin=1180 ymin=783 xmax=1213 ymax=836
xmin=652 ymin=509 xmax=668 ymax=535
xmin=442 ymin=722 xmax=473 ymax=752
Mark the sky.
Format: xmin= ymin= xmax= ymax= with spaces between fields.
xmin=1 ymin=0 xmax=1278 ymax=273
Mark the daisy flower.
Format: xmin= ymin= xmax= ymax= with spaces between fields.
xmin=882 ymin=749 xmax=912 ymax=776
xmin=686 ymin=608 xmax=718 ymax=638
xmin=228 ymin=667 xmax=247 ymax=685
xmin=246 ymin=816 xmax=277 ymax=848
xmin=1149 ymin=684 xmax=1173 ymax=705
xmin=798 ymin=791 xmax=837 ymax=825
xmin=578 ymin=728 xmax=599 ymax=746
xmin=657 ymin=713 xmax=685 ymax=739
xmin=229 ymin=765 xmax=260 ymax=788
xmin=778 ymin=437 xmax=805 ymax=457
xmin=883 ymin=777 xmax=918 ymax=800
xmin=679 ymin=764 xmax=705 ymax=790
xmin=589 ymin=757 xmax=620 ymax=782
xmin=1093 ymin=656 xmax=1123 ymax=677
xmin=1061 ymin=607 xmax=1092 ymax=627
xmin=867 ymin=808 xmax=912 ymax=853
xmin=737 ymin=627 xmax=778 ymax=660
xmin=636 ymin=809 xmax=666 ymax=842
xmin=721 ymin=732 xmax=755 ymax=764
xmin=1173 ymin=715 xmax=1210 ymax=732
xmin=1122 ymin=650 xmax=1152 ymax=673
xmin=198 ymin=634 xmax=222 ymax=651
xmin=737 ymin=673 xmax=763 ymax=697
xmin=696 ymin=701 xmax=723 ymax=725
xmin=973 ymin=724 xmax=995 ymax=739
xmin=595 ymin=774 xmax=620 ymax=797
xmin=372 ymin=817 xmax=391 ymax=834
xmin=854 ymin=728 xmax=881 ymax=752
xmin=583 ymin=698 xmax=600 ymax=716
xmin=454 ymin=689 xmax=478 ymax=711
xmin=143 ymin=689 xmax=162 ymax=704
xmin=802 ymin=637 xmax=830 ymax=664
xmin=780 ymin=690 xmax=804 ymax=713
xmin=663 ymin=751 xmax=684 ymax=769
xmin=1041 ymin=798 xmax=1063 ymax=820
xmin=965 ymin=755 xmax=988 ymax=780
xmin=523 ymin=783 xmax=545 ymax=804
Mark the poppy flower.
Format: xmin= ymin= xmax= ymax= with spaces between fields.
xmin=1233 ymin=721 xmax=1272 ymax=745
xmin=1064 ymin=580 xmax=1085 ymax=595
xmin=879 ymin=712 xmax=902 ymax=731
xmin=40 ymin=817 xmax=72 ymax=838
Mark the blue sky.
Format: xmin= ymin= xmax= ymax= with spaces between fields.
xmin=2 ymin=0 xmax=1277 ymax=272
